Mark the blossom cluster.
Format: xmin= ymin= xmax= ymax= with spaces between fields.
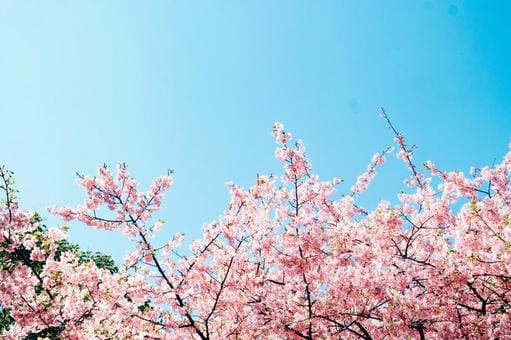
xmin=1 ymin=117 xmax=511 ymax=339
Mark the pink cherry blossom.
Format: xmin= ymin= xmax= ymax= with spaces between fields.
xmin=1 ymin=115 xmax=511 ymax=338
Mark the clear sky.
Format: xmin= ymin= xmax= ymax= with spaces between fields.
xmin=1 ymin=1 xmax=510 ymax=263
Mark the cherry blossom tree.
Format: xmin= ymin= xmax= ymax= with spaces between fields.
xmin=1 ymin=110 xmax=511 ymax=338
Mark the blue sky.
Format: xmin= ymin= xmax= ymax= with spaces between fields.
xmin=1 ymin=1 xmax=510 ymax=263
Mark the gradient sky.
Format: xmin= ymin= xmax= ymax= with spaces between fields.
xmin=1 ymin=1 xmax=510 ymax=263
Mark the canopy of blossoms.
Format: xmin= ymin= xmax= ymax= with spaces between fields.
xmin=1 ymin=111 xmax=510 ymax=338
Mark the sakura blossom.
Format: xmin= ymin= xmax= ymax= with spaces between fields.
xmin=1 ymin=112 xmax=511 ymax=338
